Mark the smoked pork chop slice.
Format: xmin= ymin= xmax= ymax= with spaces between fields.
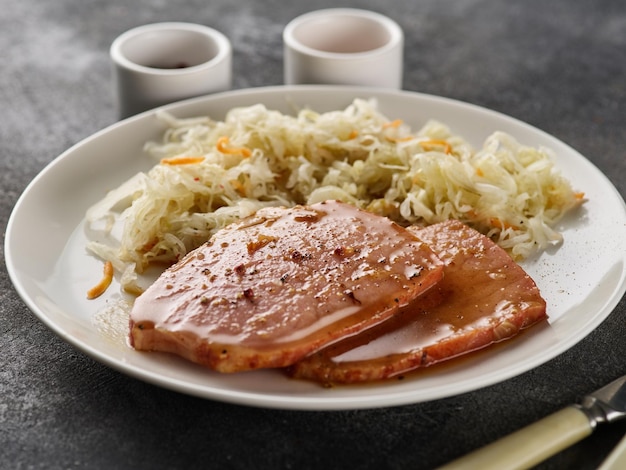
xmin=287 ymin=220 xmax=547 ymax=384
xmin=129 ymin=201 xmax=444 ymax=372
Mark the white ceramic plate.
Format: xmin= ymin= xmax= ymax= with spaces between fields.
xmin=6 ymin=86 xmax=626 ymax=410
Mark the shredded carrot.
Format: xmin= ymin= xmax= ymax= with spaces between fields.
xmin=419 ymin=139 xmax=452 ymax=155
xmin=123 ymin=284 xmax=144 ymax=297
xmin=216 ymin=136 xmax=252 ymax=157
xmin=385 ymin=135 xmax=414 ymax=143
xmin=383 ymin=119 xmax=403 ymax=128
xmin=87 ymin=261 xmax=114 ymax=300
xmin=465 ymin=209 xmax=480 ymax=219
xmin=348 ymin=130 xmax=359 ymax=139
xmin=476 ymin=168 xmax=484 ymax=177
xmin=229 ymin=179 xmax=246 ymax=196
xmin=490 ymin=218 xmax=520 ymax=231
xmin=383 ymin=119 xmax=415 ymax=142
xmin=160 ymin=156 xmax=205 ymax=165
xmin=574 ymin=192 xmax=585 ymax=201
xmin=141 ymin=239 xmax=158 ymax=253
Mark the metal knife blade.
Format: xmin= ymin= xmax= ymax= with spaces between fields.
xmin=438 ymin=374 xmax=626 ymax=470
xmin=578 ymin=374 xmax=626 ymax=426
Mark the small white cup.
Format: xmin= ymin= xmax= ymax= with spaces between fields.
xmin=283 ymin=8 xmax=404 ymax=89
xmin=110 ymin=22 xmax=232 ymax=118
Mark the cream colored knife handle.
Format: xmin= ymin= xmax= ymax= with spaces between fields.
xmin=598 ymin=433 xmax=626 ymax=470
xmin=438 ymin=406 xmax=594 ymax=470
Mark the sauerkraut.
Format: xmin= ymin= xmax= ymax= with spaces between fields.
xmin=86 ymin=98 xmax=584 ymax=289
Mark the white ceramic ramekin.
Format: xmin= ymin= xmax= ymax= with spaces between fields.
xmin=283 ymin=9 xmax=404 ymax=88
xmin=110 ymin=22 xmax=232 ymax=118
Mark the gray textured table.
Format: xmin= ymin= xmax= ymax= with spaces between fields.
xmin=2 ymin=1 xmax=625 ymax=469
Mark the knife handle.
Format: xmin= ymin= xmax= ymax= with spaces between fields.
xmin=438 ymin=406 xmax=594 ymax=470
xmin=598 ymin=433 xmax=626 ymax=470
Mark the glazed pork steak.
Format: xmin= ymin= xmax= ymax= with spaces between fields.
xmin=130 ymin=200 xmax=444 ymax=372
xmin=287 ymin=220 xmax=548 ymax=384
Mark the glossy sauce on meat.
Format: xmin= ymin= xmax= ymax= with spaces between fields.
xmin=287 ymin=220 xmax=547 ymax=384
xmin=129 ymin=201 xmax=444 ymax=372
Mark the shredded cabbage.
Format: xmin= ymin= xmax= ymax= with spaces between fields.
xmin=86 ymin=98 xmax=584 ymax=285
